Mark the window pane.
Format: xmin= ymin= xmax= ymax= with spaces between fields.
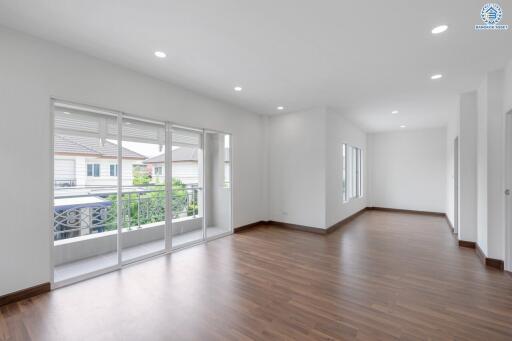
xmin=121 ymin=117 xmax=166 ymax=262
xmin=110 ymin=164 xmax=117 ymax=176
xmin=53 ymin=102 xmax=119 ymax=283
xmin=172 ymin=127 xmax=203 ymax=248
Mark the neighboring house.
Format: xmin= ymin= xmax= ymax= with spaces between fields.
xmin=54 ymin=134 xmax=146 ymax=188
xmin=144 ymin=147 xmax=199 ymax=185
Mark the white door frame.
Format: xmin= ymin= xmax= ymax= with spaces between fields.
xmin=505 ymin=111 xmax=512 ymax=272
xmin=454 ymin=137 xmax=459 ymax=235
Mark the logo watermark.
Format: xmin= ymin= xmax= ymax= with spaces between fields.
xmin=475 ymin=3 xmax=509 ymax=30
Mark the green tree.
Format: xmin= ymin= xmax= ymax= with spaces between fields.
xmin=102 ymin=178 xmax=198 ymax=231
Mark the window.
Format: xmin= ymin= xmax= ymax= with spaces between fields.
xmin=342 ymin=144 xmax=363 ymax=202
xmin=154 ymin=166 xmax=163 ymax=176
xmin=87 ymin=163 xmax=100 ymax=177
xmin=109 ymin=164 xmax=118 ymax=176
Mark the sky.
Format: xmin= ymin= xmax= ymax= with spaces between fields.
xmin=108 ymin=140 xmax=179 ymax=158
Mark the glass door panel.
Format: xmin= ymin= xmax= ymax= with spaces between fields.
xmin=52 ymin=102 xmax=119 ymax=283
xmin=171 ymin=127 xmax=204 ymax=248
xmin=205 ymin=131 xmax=232 ymax=239
xmin=121 ymin=117 xmax=166 ymax=262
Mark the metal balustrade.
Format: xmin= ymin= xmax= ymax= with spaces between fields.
xmin=54 ymin=179 xmax=77 ymax=187
xmin=53 ymin=186 xmax=200 ymax=240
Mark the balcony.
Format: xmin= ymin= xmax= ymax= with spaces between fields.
xmin=53 ymin=185 xmax=230 ymax=283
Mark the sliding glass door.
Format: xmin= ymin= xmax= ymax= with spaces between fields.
xmin=52 ymin=100 xmax=233 ymax=286
xmin=121 ymin=117 xmax=166 ymax=262
xmin=171 ymin=127 xmax=204 ymax=248
xmin=53 ymin=101 xmax=120 ymax=284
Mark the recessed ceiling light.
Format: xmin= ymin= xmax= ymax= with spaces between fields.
xmin=154 ymin=51 xmax=167 ymax=58
xmin=432 ymin=25 xmax=448 ymax=34
xmin=277 ymin=106 xmax=284 ymax=111
xmin=431 ymin=74 xmax=443 ymax=80
xmin=400 ymin=125 xmax=407 ymax=128
xmin=234 ymin=86 xmax=243 ymax=92
xmin=391 ymin=110 xmax=399 ymax=114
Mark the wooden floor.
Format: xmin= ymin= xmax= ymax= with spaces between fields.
xmin=1 ymin=211 xmax=512 ymax=340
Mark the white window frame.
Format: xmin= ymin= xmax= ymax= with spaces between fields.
xmin=87 ymin=163 xmax=100 ymax=177
xmin=109 ymin=164 xmax=118 ymax=176
xmin=342 ymin=143 xmax=363 ymax=202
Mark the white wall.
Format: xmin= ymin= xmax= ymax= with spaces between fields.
xmin=475 ymin=69 xmax=506 ymax=259
xmin=445 ymin=104 xmax=459 ymax=230
xmin=268 ymin=108 xmax=327 ymax=228
xmin=485 ymin=70 xmax=506 ymax=260
xmin=458 ymin=91 xmax=478 ymax=243
xmin=478 ymin=70 xmax=505 ymax=259
xmin=477 ymin=81 xmax=489 ymax=252
xmin=368 ymin=128 xmax=447 ymax=213
xmin=0 ymin=27 xmax=267 ymax=296
xmin=325 ymin=108 xmax=368 ymax=227
xmin=268 ymin=107 xmax=368 ymax=229
xmin=446 ymin=63 xmax=512 ymax=263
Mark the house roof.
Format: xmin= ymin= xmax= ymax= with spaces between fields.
xmin=55 ymin=134 xmax=146 ymax=159
xmin=144 ymin=147 xmax=198 ymax=164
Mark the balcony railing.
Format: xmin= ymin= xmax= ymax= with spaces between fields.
xmin=54 ymin=179 xmax=77 ymax=187
xmin=53 ymin=186 xmax=200 ymax=240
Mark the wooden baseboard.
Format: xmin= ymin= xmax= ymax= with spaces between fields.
xmin=485 ymin=257 xmax=504 ymax=271
xmin=472 ymin=243 xmax=505 ymax=271
xmin=267 ymin=220 xmax=326 ymax=234
xmin=368 ymin=207 xmax=445 ymax=216
xmin=234 ymin=221 xmax=267 ymax=233
xmin=0 ymin=283 xmax=51 ymax=307
xmin=268 ymin=208 xmax=368 ymax=235
xmin=326 ymin=208 xmax=367 ymax=233
xmin=458 ymin=240 xmax=476 ymax=248
xmin=236 ymin=207 xmax=446 ymax=235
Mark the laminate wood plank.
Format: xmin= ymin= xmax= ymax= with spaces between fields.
xmin=0 ymin=210 xmax=511 ymax=340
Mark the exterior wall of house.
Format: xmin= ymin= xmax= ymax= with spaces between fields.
xmin=55 ymin=155 xmax=142 ymax=187
xmin=151 ymin=162 xmax=199 ymax=185
xmin=85 ymin=158 xmax=141 ymax=187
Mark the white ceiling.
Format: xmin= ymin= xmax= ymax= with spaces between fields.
xmin=0 ymin=0 xmax=511 ymax=131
